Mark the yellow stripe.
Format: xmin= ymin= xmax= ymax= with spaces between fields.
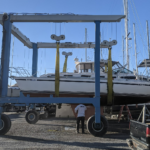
xmin=107 ymin=47 xmax=113 ymax=105
xmin=63 ymin=56 xmax=68 ymax=72
xmin=55 ymin=42 xmax=60 ymax=97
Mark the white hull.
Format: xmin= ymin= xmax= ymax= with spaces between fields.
xmin=15 ymin=77 xmax=150 ymax=97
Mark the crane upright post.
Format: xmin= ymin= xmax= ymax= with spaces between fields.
xmin=32 ymin=43 xmax=38 ymax=77
xmin=0 ymin=14 xmax=12 ymax=97
xmin=94 ymin=21 xmax=101 ymax=128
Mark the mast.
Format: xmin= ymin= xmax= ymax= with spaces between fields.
xmin=85 ymin=28 xmax=87 ymax=62
xmin=122 ymin=36 xmax=125 ymax=66
xmin=146 ymin=21 xmax=150 ymax=59
xmin=100 ymin=32 xmax=102 ymax=59
xmin=133 ymin=23 xmax=138 ymax=73
xmin=123 ymin=0 xmax=129 ymax=69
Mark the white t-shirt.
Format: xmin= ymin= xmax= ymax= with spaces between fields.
xmin=75 ymin=104 xmax=87 ymax=117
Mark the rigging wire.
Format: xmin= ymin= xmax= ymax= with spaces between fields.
xmin=131 ymin=0 xmax=147 ymax=42
xmin=51 ymin=23 xmax=52 ymax=35
xmin=64 ymin=23 xmax=65 ymax=35
xmin=41 ymin=49 xmax=43 ymax=75
xmin=60 ymin=23 xmax=61 ymax=35
xmin=28 ymin=49 xmax=30 ymax=71
xmin=116 ymin=23 xmax=117 ymax=40
xmin=129 ymin=0 xmax=148 ymax=58
xmin=10 ymin=35 xmax=15 ymax=86
xmin=24 ymin=49 xmax=25 ymax=68
xmin=44 ymin=48 xmax=46 ymax=74
xmin=111 ymin=23 xmax=112 ymax=40
xmin=55 ymin=23 xmax=56 ymax=35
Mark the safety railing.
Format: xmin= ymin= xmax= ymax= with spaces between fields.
xmin=9 ymin=67 xmax=31 ymax=78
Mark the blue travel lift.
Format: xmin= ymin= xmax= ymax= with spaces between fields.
xmin=0 ymin=13 xmax=125 ymax=136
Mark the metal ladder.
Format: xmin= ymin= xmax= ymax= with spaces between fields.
xmin=118 ymin=105 xmax=132 ymax=123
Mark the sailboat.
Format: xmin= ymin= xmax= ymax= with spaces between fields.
xmin=13 ymin=57 xmax=150 ymax=106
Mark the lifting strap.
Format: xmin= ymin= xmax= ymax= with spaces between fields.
xmin=63 ymin=56 xmax=68 ymax=72
xmin=55 ymin=42 xmax=60 ymax=97
xmin=107 ymin=47 xmax=113 ymax=105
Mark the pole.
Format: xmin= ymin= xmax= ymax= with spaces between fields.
xmin=133 ymin=23 xmax=138 ymax=73
xmin=32 ymin=43 xmax=38 ymax=77
xmin=146 ymin=21 xmax=150 ymax=59
xmin=85 ymin=28 xmax=87 ymax=62
xmin=142 ymin=104 xmax=146 ymax=123
xmin=100 ymin=32 xmax=102 ymax=59
xmin=122 ymin=36 xmax=124 ymax=66
xmin=0 ymin=14 xmax=12 ymax=97
xmin=94 ymin=21 xmax=100 ymax=126
xmin=95 ymin=22 xmax=100 ymax=98
xmin=123 ymin=0 xmax=129 ymax=69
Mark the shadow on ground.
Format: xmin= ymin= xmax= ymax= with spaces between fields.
xmin=0 ymin=135 xmax=129 ymax=150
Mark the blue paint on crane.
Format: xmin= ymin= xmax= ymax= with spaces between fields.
xmin=32 ymin=43 xmax=38 ymax=77
xmin=0 ymin=15 xmax=12 ymax=97
xmin=0 ymin=15 xmax=101 ymax=126
xmin=94 ymin=21 xmax=101 ymax=125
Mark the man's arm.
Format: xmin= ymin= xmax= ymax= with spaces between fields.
xmin=75 ymin=106 xmax=79 ymax=113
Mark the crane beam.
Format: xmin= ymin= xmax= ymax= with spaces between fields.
xmin=0 ymin=14 xmax=125 ymax=23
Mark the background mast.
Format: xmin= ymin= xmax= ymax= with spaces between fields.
xmin=85 ymin=28 xmax=87 ymax=62
xmin=133 ymin=23 xmax=138 ymax=73
xmin=122 ymin=36 xmax=125 ymax=66
xmin=146 ymin=21 xmax=150 ymax=59
xmin=123 ymin=0 xmax=129 ymax=69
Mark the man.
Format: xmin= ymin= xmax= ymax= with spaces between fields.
xmin=75 ymin=104 xmax=87 ymax=134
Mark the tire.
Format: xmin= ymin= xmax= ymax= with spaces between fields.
xmin=0 ymin=114 xmax=11 ymax=135
xmin=87 ymin=115 xmax=108 ymax=137
xmin=40 ymin=111 xmax=49 ymax=119
xmin=25 ymin=110 xmax=39 ymax=124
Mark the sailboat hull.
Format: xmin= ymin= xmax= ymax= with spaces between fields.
xmin=15 ymin=77 xmax=150 ymax=105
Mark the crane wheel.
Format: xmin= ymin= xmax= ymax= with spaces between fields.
xmin=25 ymin=110 xmax=39 ymax=124
xmin=0 ymin=114 xmax=11 ymax=135
xmin=87 ymin=115 xmax=108 ymax=137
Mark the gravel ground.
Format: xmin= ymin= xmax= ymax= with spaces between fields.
xmin=0 ymin=113 xmax=130 ymax=150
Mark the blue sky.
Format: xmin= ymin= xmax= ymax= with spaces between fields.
xmin=0 ymin=0 xmax=150 ymax=85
